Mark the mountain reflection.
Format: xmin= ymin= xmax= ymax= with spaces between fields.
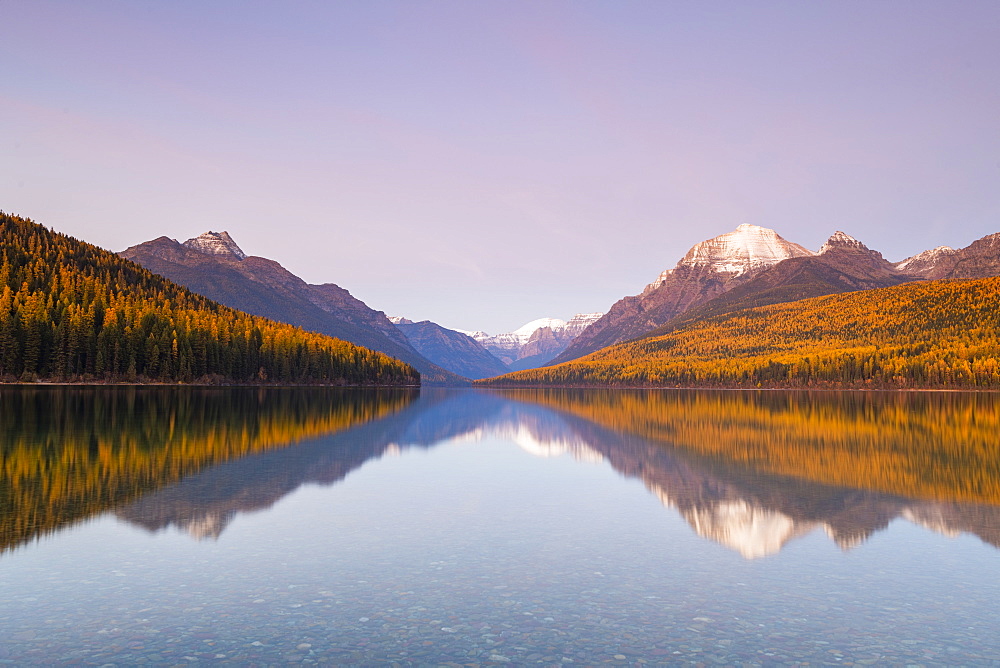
xmin=514 ymin=388 xmax=1000 ymax=557
xmin=3 ymin=387 xmax=1000 ymax=558
xmin=0 ymin=386 xmax=414 ymax=552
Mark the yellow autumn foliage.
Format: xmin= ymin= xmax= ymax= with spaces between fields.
xmin=483 ymin=277 xmax=1000 ymax=389
xmin=507 ymin=388 xmax=1000 ymax=504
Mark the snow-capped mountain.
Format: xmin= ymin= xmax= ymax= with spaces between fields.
xmin=552 ymin=225 xmax=1000 ymax=363
xmin=893 ymin=233 xmax=1000 ymax=279
xmin=646 ymin=230 xmax=911 ymax=337
xmin=554 ymin=224 xmax=1000 ymax=366
xmin=643 ymin=223 xmax=814 ymax=295
xmin=182 ymin=230 xmax=247 ymax=260
xmin=557 ymin=224 xmax=816 ymax=363
xmin=512 ymin=317 xmax=569 ymax=343
xmin=818 ymin=230 xmax=870 ymax=254
xmin=387 ymin=313 xmax=604 ymax=377
xmin=472 ymin=313 xmax=604 ymax=370
xmin=894 ymin=246 xmax=956 ymax=275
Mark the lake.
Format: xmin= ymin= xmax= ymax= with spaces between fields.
xmin=2 ymin=386 xmax=1000 ymax=665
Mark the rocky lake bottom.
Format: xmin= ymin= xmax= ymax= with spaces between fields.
xmin=2 ymin=387 xmax=999 ymax=665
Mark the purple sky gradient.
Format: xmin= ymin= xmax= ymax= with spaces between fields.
xmin=3 ymin=1 xmax=999 ymax=333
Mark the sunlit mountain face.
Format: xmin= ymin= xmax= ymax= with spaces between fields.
xmin=4 ymin=387 xmax=1000 ymax=559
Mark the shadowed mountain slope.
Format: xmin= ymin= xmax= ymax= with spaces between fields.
xmin=644 ymin=231 xmax=914 ymax=339
xmin=0 ymin=213 xmax=416 ymax=385
xmin=391 ymin=319 xmax=509 ymax=379
xmin=121 ymin=234 xmax=465 ymax=385
xmin=553 ymin=225 xmax=815 ymax=364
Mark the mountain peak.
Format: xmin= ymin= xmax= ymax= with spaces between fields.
xmin=895 ymin=245 xmax=956 ymax=273
xmin=513 ymin=317 xmax=567 ymax=338
xmin=819 ymin=231 xmax=869 ymax=254
xmin=564 ymin=313 xmax=603 ymax=336
xmin=183 ymin=231 xmax=247 ymax=260
xmin=675 ymin=224 xmax=814 ymax=276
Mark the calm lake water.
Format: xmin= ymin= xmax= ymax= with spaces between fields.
xmin=2 ymin=386 xmax=1000 ymax=665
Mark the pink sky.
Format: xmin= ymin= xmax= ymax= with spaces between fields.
xmin=3 ymin=1 xmax=999 ymax=333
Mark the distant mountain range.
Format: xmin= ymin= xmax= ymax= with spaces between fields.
xmin=467 ymin=314 xmax=603 ymax=370
xmin=553 ymin=224 xmax=1000 ymax=364
xmin=122 ymin=232 xmax=604 ymax=382
xmin=485 ymin=274 xmax=1000 ymax=388
xmin=120 ymin=223 xmax=1000 ymax=387
xmin=385 ymin=313 xmax=604 ymax=379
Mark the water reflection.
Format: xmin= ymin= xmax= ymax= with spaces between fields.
xmin=516 ymin=388 xmax=1000 ymax=557
xmin=516 ymin=388 xmax=1000 ymax=503
xmin=3 ymin=387 xmax=1000 ymax=559
xmin=0 ymin=386 xmax=414 ymax=552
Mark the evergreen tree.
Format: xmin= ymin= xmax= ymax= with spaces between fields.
xmin=0 ymin=212 xmax=419 ymax=385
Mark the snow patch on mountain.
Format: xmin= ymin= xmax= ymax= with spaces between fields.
xmin=895 ymin=246 xmax=956 ymax=272
xmin=454 ymin=328 xmax=489 ymax=339
xmin=645 ymin=224 xmax=814 ymax=293
xmin=819 ymin=231 xmax=869 ymax=254
xmin=469 ymin=313 xmax=605 ymax=368
xmin=183 ymin=231 xmax=247 ymax=260
xmin=513 ymin=318 xmax=567 ymax=342
xmin=564 ymin=312 xmax=604 ymax=335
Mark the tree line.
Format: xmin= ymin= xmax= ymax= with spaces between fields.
xmin=481 ymin=277 xmax=1000 ymax=389
xmin=0 ymin=212 xmax=418 ymax=385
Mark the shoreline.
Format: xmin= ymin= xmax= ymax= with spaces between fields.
xmin=478 ymin=384 xmax=1000 ymax=393
xmin=0 ymin=381 xmax=421 ymax=388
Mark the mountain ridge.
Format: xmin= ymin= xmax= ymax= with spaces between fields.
xmin=481 ymin=275 xmax=1000 ymax=389
xmin=553 ymin=224 xmax=818 ymax=364
xmin=390 ymin=320 xmax=509 ymax=379
xmin=0 ymin=212 xmax=417 ymax=385
xmin=121 ymin=233 xmax=465 ymax=385
xmin=553 ymin=225 xmax=1000 ymax=365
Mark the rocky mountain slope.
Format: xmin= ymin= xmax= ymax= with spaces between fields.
xmin=485 ymin=275 xmax=1000 ymax=389
xmin=120 ymin=232 xmax=464 ymax=385
xmin=553 ymin=225 xmax=813 ymax=363
xmin=894 ymin=232 xmax=1000 ymax=279
xmin=644 ymin=230 xmax=913 ymax=338
xmin=388 ymin=318 xmax=509 ymax=380
xmin=471 ymin=313 xmax=603 ymax=370
xmin=556 ymin=225 xmax=1000 ymax=365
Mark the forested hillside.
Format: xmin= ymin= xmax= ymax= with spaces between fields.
xmin=0 ymin=213 xmax=418 ymax=385
xmin=121 ymin=234 xmax=465 ymax=385
xmin=481 ymin=277 xmax=1000 ymax=389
